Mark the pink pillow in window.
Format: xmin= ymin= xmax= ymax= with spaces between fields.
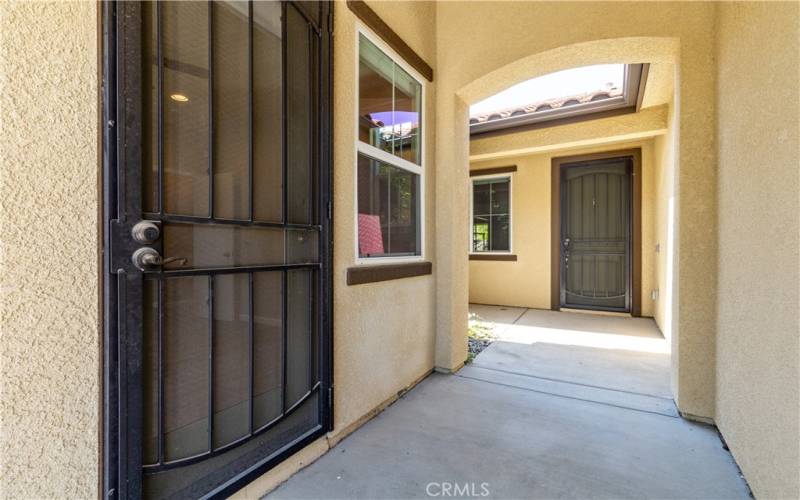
xmin=358 ymin=214 xmax=384 ymax=256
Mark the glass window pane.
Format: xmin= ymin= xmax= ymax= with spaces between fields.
xmin=388 ymin=164 xmax=419 ymax=255
xmin=163 ymin=1 xmax=210 ymax=217
xmin=357 ymin=154 xmax=420 ymax=257
xmin=286 ymin=270 xmax=311 ymax=407
xmin=163 ymin=276 xmax=209 ymax=461
xmin=491 ymin=214 xmax=510 ymax=251
xmin=472 ymin=182 xmax=490 ymax=215
xmin=212 ymin=273 xmax=250 ymax=449
xmin=393 ymin=64 xmax=421 ymax=165
xmin=162 ymin=223 xmax=318 ymax=269
xmin=143 ymin=278 xmax=159 ymax=465
xmin=286 ymin=5 xmax=312 ymax=224
xmin=213 ymin=1 xmax=249 ymax=220
xmin=358 ymin=35 xmax=394 ymax=154
xmin=287 ymin=229 xmax=319 ymax=264
xmin=143 ymin=2 xmax=158 ymax=213
xmin=252 ymin=1 xmax=283 ymax=222
xmin=253 ymin=272 xmax=282 ymax=428
xmin=492 ymin=179 xmax=510 ymax=214
xmin=472 ymin=178 xmax=511 ymax=252
xmin=472 ymin=216 xmax=489 ymax=252
xmin=358 ymin=35 xmax=423 ymax=166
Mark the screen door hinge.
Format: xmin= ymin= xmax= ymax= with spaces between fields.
xmin=327 ymin=201 xmax=332 ymax=220
xmin=327 ymin=10 xmax=333 ymax=34
xmin=327 ymin=386 xmax=333 ymax=409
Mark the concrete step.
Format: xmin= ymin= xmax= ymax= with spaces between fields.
xmin=457 ymin=364 xmax=679 ymax=418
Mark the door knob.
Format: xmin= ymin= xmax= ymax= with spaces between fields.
xmin=563 ymin=237 xmax=571 ymax=247
xmin=132 ymin=247 xmax=187 ymax=271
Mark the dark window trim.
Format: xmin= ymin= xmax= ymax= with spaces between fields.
xmin=469 ymin=254 xmax=517 ymax=261
xmin=550 ymin=148 xmax=642 ymax=317
xmin=469 ymin=165 xmax=517 ymax=176
xmin=346 ymin=261 xmax=432 ymax=285
xmin=470 ymin=63 xmax=649 ymax=136
xmin=346 ymin=0 xmax=433 ymax=81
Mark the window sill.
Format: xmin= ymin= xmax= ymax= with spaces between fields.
xmin=346 ymin=261 xmax=432 ymax=285
xmin=469 ymin=254 xmax=517 ymax=261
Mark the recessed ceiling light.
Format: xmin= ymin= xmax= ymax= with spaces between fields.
xmin=170 ymin=94 xmax=189 ymax=102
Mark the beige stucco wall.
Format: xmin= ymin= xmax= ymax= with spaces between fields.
xmin=435 ymin=1 xmax=716 ymax=418
xmin=469 ymin=140 xmax=659 ymax=319
xmin=652 ymin=104 xmax=677 ymax=342
xmin=652 ymin=102 xmax=679 ymax=399
xmin=0 ymin=0 xmax=438 ymax=497
xmin=714 ymin=3 xmax=800 ymax=498
xmin=468 ymin=157 xmax=551 ymax=310
xmin=329 ymin=0 xmax=437 ymax=437
xmin=243 ymin=1 xmax=439 ymax=495
xmin=0 ymin=1 xmax=100 ymax=498
xmin=2 ymin=2 xmax=797 ymax=498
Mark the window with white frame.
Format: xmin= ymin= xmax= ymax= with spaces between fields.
xmin=471 ymin=177 xmax=511 ymax=253
xmin=356 ymin=31 xmax=423 ymax=259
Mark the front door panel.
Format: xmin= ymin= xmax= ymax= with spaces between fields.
xmin=560 ymin=159 xmax=632 ymax=312
xmin=104 ymin=2 xmax=331 ymax=498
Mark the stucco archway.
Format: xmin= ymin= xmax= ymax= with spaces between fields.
xmin=457 ymin=37 xmax=679 ymax=105
xmin=435 ymin=36 xmax=688 ymax=411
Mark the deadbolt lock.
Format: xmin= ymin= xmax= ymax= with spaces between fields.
xmin=131 ymin=220 xmax=160 ymax=244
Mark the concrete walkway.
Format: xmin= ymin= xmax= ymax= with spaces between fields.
xmin=268 ymin=307 xmax=749 ymax=499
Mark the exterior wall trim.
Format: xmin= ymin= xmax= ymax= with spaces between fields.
xmin=346 ymin=261 xmax=433 ymax=285
xmin=469 ymin=165 xmax=517 ymax=176
xmin=345 ymin=0 xmax=433 ymax=81
xmin=469 ymin=254 xmax=517 ymax=261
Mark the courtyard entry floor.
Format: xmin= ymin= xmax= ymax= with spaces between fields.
xmin=267 ymin=306 xmax=749 ymax=499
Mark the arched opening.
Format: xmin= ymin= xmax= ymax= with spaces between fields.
xmin=443 ymin=37 xmax=681 ymax=412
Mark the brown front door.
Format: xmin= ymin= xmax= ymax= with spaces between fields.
xmin=559 ymin=157 xmax=633 ymax=312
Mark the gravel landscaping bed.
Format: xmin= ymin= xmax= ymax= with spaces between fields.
xmin=467 ymin=313 xmax=496 ymax=363
xmin=468 ymin=337 xmax=493 ymax=358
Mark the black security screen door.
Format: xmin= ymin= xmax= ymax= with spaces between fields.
xmin=560 ymin=158 xmax=632 ymax=312
xmin=103 ymin=2 xmax=332 ymax=498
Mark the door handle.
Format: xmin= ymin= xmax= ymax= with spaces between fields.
xmin=132 ymin=247 xmax=187 ymax=271
xmin=563 ymin=237 xmax=571 ymax=248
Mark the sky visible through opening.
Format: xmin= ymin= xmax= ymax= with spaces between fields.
xmin=469 ymin=64 xmax=625 ymax=117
